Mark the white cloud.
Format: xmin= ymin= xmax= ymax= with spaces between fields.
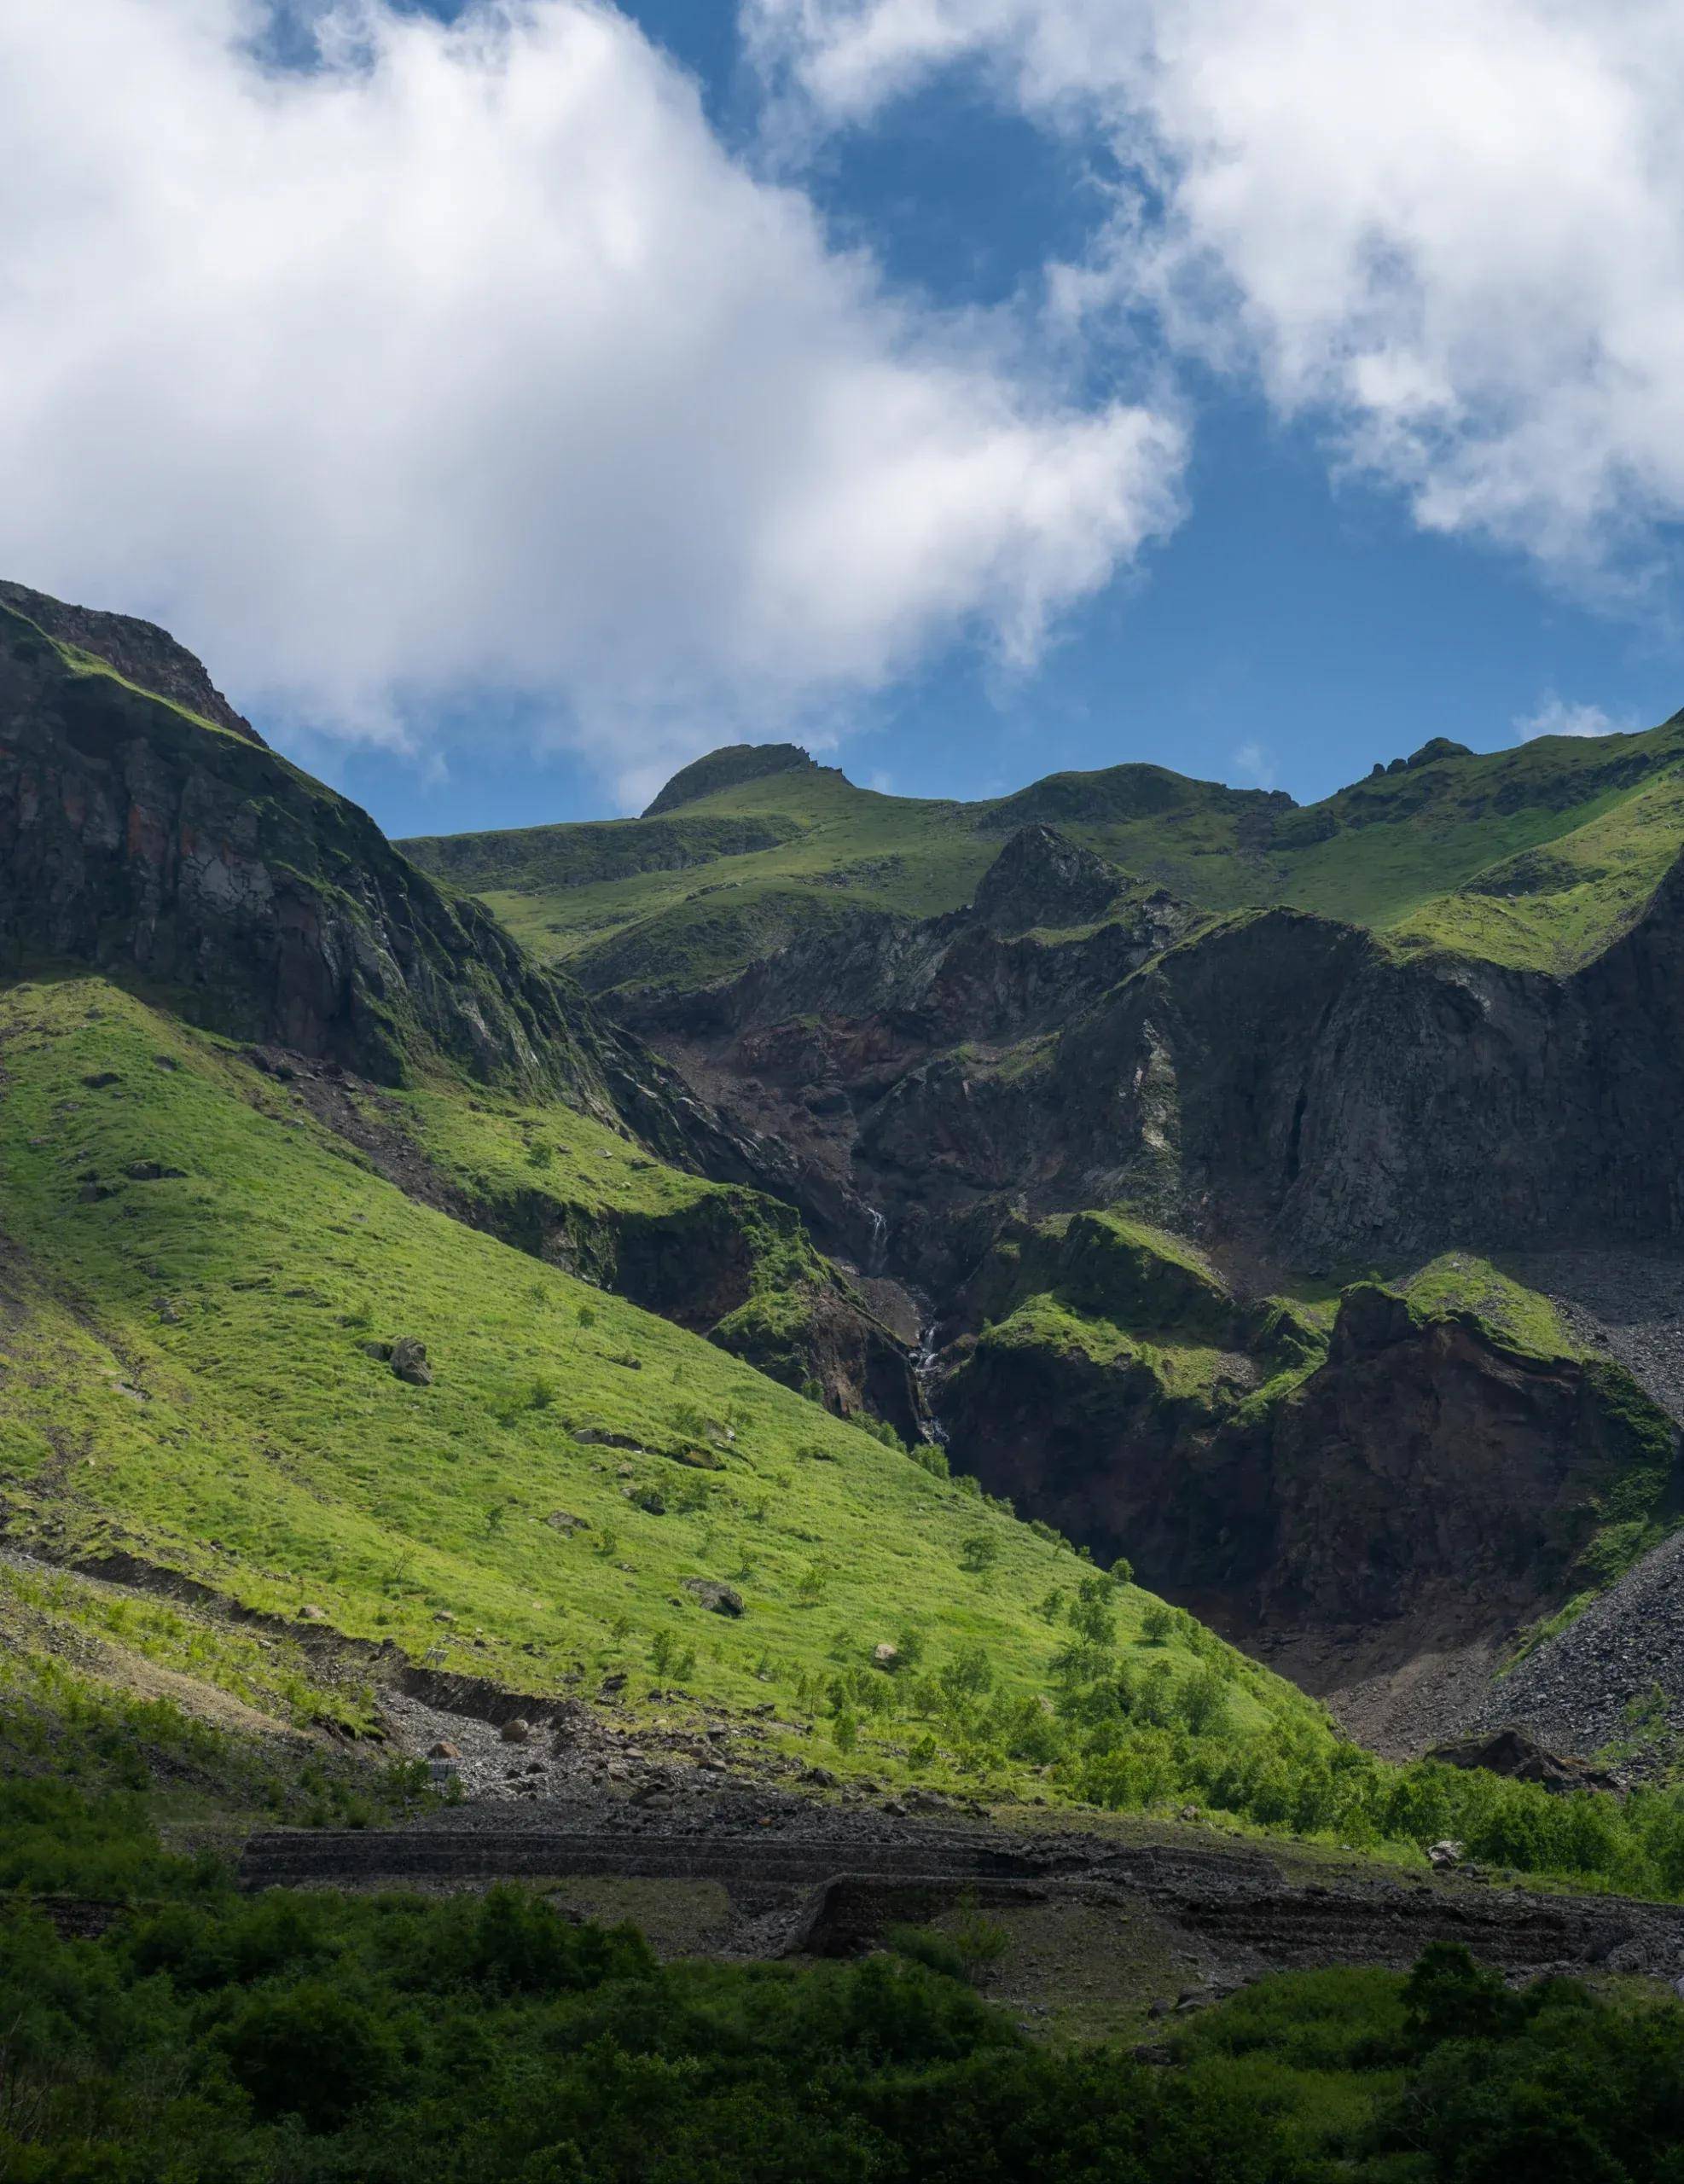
xmin=749 ymin=0 xmax=1684 ymax=591
xmin=1231 ymin=738 xmax=1275 ymax=787
xmin=0 ymin=0 xmax=1184 ymax=803
xmin=1513 ymin=695 xmax=1631 ymax=743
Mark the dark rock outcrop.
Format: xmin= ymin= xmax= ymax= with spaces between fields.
xmin=627 ymin=834 xmax=1193 ymax=1280
xmin=1426 ymin=1728 xmax=1622 ymax=1795
xmin=938 ymin=1265 xmax=1680 ymax=1647
xmin=969 ymin=823 xmax=1126 ymax=932
xmin=0 ymin=591 xmax=609 ymax=1097
xmin=0 ymin=578 xmax=264 ymax=744
xmin=682 ymin=1577 xmax=744 ymax=1616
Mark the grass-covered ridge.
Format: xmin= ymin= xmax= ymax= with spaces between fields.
xmin=402 ymin=712 xmax=1684 ymax=993
xmin=961 ymin=1211 xmax=1333 ymax=1426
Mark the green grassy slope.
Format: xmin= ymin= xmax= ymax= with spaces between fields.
xmin=0 ymin=972 xmax=1339 ymax=1801
xmin=408 ymin=765 xmax=995 ymax=994
xmin=403 ymin=714 xmax=1684 ymax=990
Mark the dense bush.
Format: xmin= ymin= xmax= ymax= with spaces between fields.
xmin=7 ymin=1820 xmax=1684 ymax=2184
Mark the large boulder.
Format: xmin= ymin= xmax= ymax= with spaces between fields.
xmin=682 ymin=1577 xmax=744 ymax=1617
xmin=389 ymin=1336 xmax=433 ymax=1386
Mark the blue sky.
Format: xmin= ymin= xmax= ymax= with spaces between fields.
xmin=7 ymin=1 xmax=1683 ymax=837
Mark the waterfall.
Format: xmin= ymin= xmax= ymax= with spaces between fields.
xmin=913 ymin=1321 xmax=949 ymax=1444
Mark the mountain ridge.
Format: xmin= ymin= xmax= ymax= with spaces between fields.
xmin=404 ymin=708 xmax=1684 ymax=996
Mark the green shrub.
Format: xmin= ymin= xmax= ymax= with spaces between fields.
xmin=224 ymin=1981 xmax=401 ymax=2130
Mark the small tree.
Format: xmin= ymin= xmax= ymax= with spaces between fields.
xmin=959 ymin=1531 xmax=999 ymax=1576
xmin=1068 ymin=1573 xmax=1117 ymax=1651
xmin=1141 ymin=1600 xmax=1176 ymax=1645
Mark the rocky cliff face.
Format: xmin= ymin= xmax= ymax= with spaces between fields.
xmin=654 ymin=840 xmax=1684 ymax=1290
xmin=938 ymin=1253 xmax=1679 ymax=1661
xmin=0 ymin=593 xmax=616 ymax=1098
xmin=631 ymin=828 xmax=1194 ymax=1279
xmin=0 ymin=579 xmax=264 ymax=745
xmin=609 ymin=824 xmax=1684 ymax=1716
xmin=1037 ymin=876 xmax=1684 ymax=1264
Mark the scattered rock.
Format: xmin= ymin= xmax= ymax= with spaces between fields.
xmin=361 ymin=1339 xmax=393 ymax=1360
xmin=80 ymin=1072 xmax=120 ymax=1089
xmin=682 ymin=1577 xmax=744 ymax=1617
xmin=545 ymin=1510 xmax=590 ymax=1535
xmin=123 ymin=1159 xmax=186 ymax=1182
xmin=297 ymin=1605 xmax=328 ymax=1623
xmin=1427 ymin=1839 xmax=1466 ymax=1870
xmin=872 ymin=1642 xmax=900 ymax=1670
xmin=500 ymin=1719 xmax=531 ymax=1745
xmin=802 ymin=1765 xmax=839 ymax=1788
xmin=390 ymin=1336 xmax=433 ymax=1386
xmin=427 ymin=1740 xmax=460 ymax=1761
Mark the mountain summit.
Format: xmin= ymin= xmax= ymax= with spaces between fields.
xmin=642 ymin=741 xmax=819 ymax=816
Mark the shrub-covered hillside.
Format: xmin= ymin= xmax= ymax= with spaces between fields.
xmin=7 ymin=1770 xmax=1684 ymax=2183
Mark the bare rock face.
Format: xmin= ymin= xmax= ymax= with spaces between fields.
xmin=0 ymin=578 xmax=264 ymax=744
xmin=938 ymin=1270 xmax=1679 ymax=1647
xmin=0 ymin=589 xmax=617 ymax=1101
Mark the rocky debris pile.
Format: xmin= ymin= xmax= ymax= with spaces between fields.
xmin=1513 ymin=1246 xmax=1684 ymax=1425
xmin=1465 ymin=1527 xmax=1684 ymax=1767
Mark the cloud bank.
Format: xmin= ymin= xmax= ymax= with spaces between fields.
xmin=1514 ymin=696 xmax=1632 ymax=743
xmin=0 ymin=0 xmax=1182 ymax=801
xmin=750 ymin=0 xmax=1684 ymax=590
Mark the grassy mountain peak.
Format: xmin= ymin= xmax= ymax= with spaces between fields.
xmin=642 ymin=741 xmax=822 ymax=816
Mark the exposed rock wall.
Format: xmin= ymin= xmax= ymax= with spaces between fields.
xmin=0 ymin=594 xmax=615 ymax=1101
xmin=940 ymin=1275 xmax=1679 ymax=1646
xmin=0 ymin=578 xmax=264 ymax=744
